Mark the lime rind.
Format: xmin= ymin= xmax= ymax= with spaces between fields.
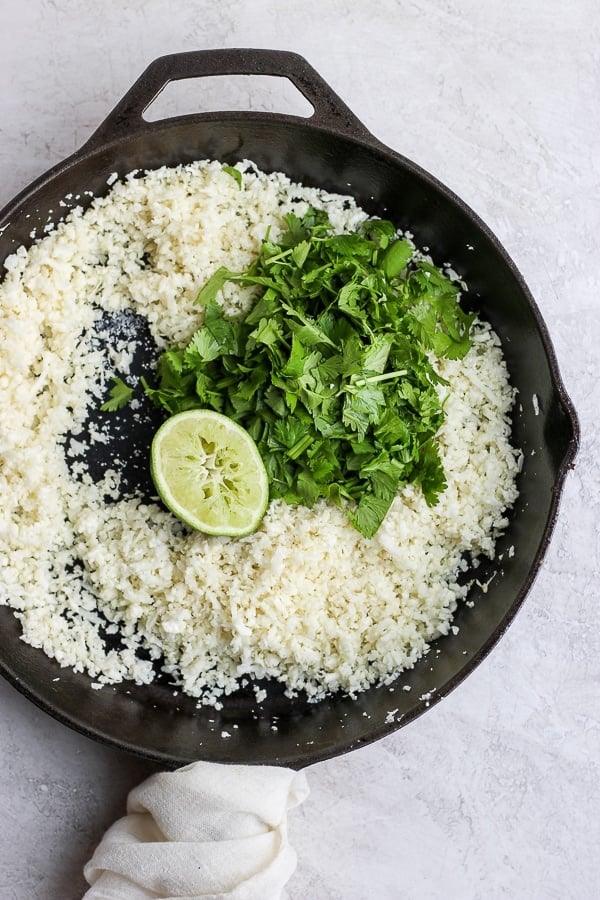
xmin=150 ymin=409 xmax=269 ymax=537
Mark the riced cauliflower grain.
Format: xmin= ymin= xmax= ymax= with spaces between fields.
xmin=0 ymin=159 xmax=521 ymax=704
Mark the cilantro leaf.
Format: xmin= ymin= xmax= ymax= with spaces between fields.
xmin=100 ymin=376 xmax=134 ymax=412
xmin=184 ymin=328 xmax=221 ymax=364
xmin=349 ymin=492 xmax=396 ymax=539
xmin=222 ymin=164 xmax=242 ymax=188
xmin=381 ymin=239 xmax=413 ymax=278
xmin=195 ymin=267 xmax=236 ymax=306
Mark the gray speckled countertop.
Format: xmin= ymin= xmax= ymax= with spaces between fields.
xmin=1 ymin=2 xmax=599 ymax=898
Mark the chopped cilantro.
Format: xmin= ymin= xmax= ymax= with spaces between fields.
xmin=111 ymin=208 xmax=475 ymax=537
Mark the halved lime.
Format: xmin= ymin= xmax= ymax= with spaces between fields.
xmin=150 ymin=409 xmax=269 ymax=537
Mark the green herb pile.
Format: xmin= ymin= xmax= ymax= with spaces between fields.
xmin=105 ymin=208 xmax=475 ymax=537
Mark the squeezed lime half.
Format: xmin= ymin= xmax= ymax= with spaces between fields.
xmin=150 ymin=409 xmax=269 ymax=537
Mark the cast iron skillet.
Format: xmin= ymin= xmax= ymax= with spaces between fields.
xmin=0 ymin=50 xmax=578 ymax=768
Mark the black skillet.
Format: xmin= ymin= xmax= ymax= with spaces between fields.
xmin=0 ymin=50 xmax=579 ymax=767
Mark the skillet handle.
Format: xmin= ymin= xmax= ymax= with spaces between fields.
xmin=83 ymin=49 xmax=376 ymax=149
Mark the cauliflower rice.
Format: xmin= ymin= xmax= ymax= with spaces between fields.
xmin=0 ymin=160 xmax=521 ymax=704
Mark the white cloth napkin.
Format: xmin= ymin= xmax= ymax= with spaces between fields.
xmin=83 ymin=761 xmax=309 ymax=900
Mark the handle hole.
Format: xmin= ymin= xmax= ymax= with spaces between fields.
xmin=142 ymin=74 xmax=315 ymax=122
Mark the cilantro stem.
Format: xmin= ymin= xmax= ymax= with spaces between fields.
xmin=264 ymin=247 xmax=294 ymax=264
xmin=287 ymin=433 xmax=314 ymax=460
xmin=353 ymin=370 xmax=407 ymax=388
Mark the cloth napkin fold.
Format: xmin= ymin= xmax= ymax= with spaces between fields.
xmin=83 ymin=760 xmax=309 ymax=900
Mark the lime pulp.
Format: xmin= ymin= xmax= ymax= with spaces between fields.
xmin=150 ymin=409 xmax=269 ymax=537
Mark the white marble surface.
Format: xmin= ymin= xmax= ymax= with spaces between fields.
xmin=0 ymin=1 xmax=598 ymax=898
